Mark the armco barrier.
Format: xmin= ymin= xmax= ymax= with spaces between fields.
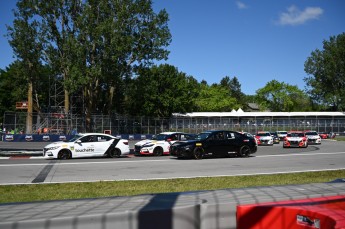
xmin=1 ymin=182 xmax=345 ymax=229
xmin=237 ymin=195 xmax=345 ymax=229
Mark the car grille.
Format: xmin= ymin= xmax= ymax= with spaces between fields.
xmin=289 ymin=141 xmax=300 ymax=146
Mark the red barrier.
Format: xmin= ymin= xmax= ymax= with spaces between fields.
xmin=237 ymin=195 xmax=345 ymax=229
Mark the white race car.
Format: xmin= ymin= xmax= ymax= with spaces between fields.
xmin=255 ymin=131 xmax=274 ymax=146
xmin=134 ymin=132 xmax=195 ymax=156
xmin=304 ymin=131 xmax=322 ymax=145
xmin=43 ymin=133 xmax=130 ymax=159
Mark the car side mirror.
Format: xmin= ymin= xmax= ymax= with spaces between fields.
xmin=76 ymin=140 xmax=81 ymax=143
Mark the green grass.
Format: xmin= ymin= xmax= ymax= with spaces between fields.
xmin=1 ymin=170 xmax=345 ymax=204
xmin=335 ymin=136 xmax=345 ymax=141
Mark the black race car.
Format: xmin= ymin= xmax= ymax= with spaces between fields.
xmin=169 ymin=130 xmax=257 ymax=159
xmin=270 ymin=132 xmax=280 ymax=144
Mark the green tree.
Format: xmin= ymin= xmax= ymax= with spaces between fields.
xmin=126 ymin=64 xmax=198 ymax=117
xmin=7 ymin=0 xmax=171 ymax=131
xmin=220 ymin=76 xmax=246 ymax=108
xmin=255 ymin=80 xmax=311 ymax=112
xmin=0 ymin=64 xmax=26 ymax=120
xmin=304 ymin=33 xmax=345 ymax=111
xmin=195 ymin=83 xmax=238 ymax=112
xmin=6 ymin=0 xmax=44 ymax=133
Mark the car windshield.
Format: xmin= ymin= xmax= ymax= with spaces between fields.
xmin=278 ymin=131 xmax=287 ymax=134
xmin=288 ymin=133 xmax=304 ymax=137
xmin=195 ymin=132 xmax=211 ymax=140
xmin=68 ymin=134 xmax=83 ymax=142
xmin=257 ymin=133 xmax=270 ymax=136
xmin=305 ymin=131 xmax=318 ymax=135
xmin=152 ymin=134 xmax=169 ymax=141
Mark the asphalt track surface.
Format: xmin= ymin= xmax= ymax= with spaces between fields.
xmin=0 ymin=139 xmax=344 ymax=185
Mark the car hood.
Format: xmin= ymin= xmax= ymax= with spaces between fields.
xmin=286 ymin=137 xmax=304 ymax=140
xmin=44 ymin=141 xmax=71 ymax=148
xmin=172 ymin=140 xmax=198 ymax=147
xmin=135 ymin=139 xmax=164 ymax=146
xmin=258 ymin=136 xmax=271 ymax=139
xmin=306 ymin=135 xmax=319 ymax=139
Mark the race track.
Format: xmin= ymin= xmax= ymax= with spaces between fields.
xmin=0 ymin=140 xmax=344 ymax=185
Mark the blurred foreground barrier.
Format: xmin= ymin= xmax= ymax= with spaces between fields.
xmin=1 ymin=182 xmax=345 ymax=229
xmin=237 ymin=195 xmax=345 ymax=229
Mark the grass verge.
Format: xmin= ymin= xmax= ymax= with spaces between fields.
xmin=335 ymin=136 xmax=345 ymax=141
xmin=1 ymin=169 xmax=345 ymax=204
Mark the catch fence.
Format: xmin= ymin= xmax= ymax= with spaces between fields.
xmin=3 ymin=111 xmax=345 ymax=135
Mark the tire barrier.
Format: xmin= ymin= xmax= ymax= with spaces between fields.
xmin=0 ymin=182 xmax=345 ymax=229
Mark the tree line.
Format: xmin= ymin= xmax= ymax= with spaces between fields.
xmin=1 ymin=0 xmax=344 ymax=131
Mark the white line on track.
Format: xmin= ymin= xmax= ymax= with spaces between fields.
xmin=0 ymin=151 xmax=344 ymax=167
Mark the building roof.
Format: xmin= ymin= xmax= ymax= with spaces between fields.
xmin=172 ymin=111 xmax=345 ymax=118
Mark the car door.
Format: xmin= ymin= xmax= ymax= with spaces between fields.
xmin=92 ymin=135 xmax=112 ymax=156
xmin=73 ymin=135 xmax=97 ymax=157
xmin=224 ymin=131 xmax=239 ymax=153
xmin=204 ymin=132 xmax=227 ymax=155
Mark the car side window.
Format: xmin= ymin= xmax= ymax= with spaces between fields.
xmin=216 ymin=132 xmax=224 ymax=139
xmin=97 ymin=135 xmax=111 ymax=142
xmin=226 ymin=132 xmax=235 ymax=139
xmin=171 ymin=134 xmax=178 ymax=140
xmin=80 ymin=135 xmax=95 ymax=142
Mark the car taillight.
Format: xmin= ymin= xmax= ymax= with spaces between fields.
xmin=243 ymin=139 xmax=249 ymax=142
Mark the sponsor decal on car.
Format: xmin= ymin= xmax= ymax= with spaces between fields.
xmin=296 ymin=215 xmax=320 ymax=228
xmin=75 ymin=148 xmax=95 ymax=152
xmin=70 ymin=146 xmax=74 ymax=151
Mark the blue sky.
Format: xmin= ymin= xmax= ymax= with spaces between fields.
xmin=1 ymin=1 xmax=344 ymax=95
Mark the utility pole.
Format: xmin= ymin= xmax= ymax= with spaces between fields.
xmin=26 ymin=81 xmax=33 ymax=134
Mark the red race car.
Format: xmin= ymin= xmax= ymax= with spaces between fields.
xmin=318 ymin=132 xmax=328 ymax=139
xmin=283 ymin=131 xmax=308 ymax=148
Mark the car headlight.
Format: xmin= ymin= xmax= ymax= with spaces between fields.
xmin=46 ymin=146 xmax=61 ymax=151
xmin=143 ymin=143 xmax=155 ymax=148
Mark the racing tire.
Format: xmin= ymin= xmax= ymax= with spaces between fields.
xmin=153 ymin=147 xmax=163 ymax=156
xmin=238 ymin=145 xmax=250 ymax=157
xmin=193 ymin=147 xmax=204 ymax=160
xmin=58 ymin=150 xmax=71 ymax=159
xmin=109 ymin=148 xmax=121 ymax=158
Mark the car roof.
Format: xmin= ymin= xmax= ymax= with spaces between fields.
xmin=77 ymin=133 xmax=116 ymax=138
xmin=158 ymin=132 xmax=188 ymax=135
xmin=200 ymin=130 xmax=235 ymax=134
